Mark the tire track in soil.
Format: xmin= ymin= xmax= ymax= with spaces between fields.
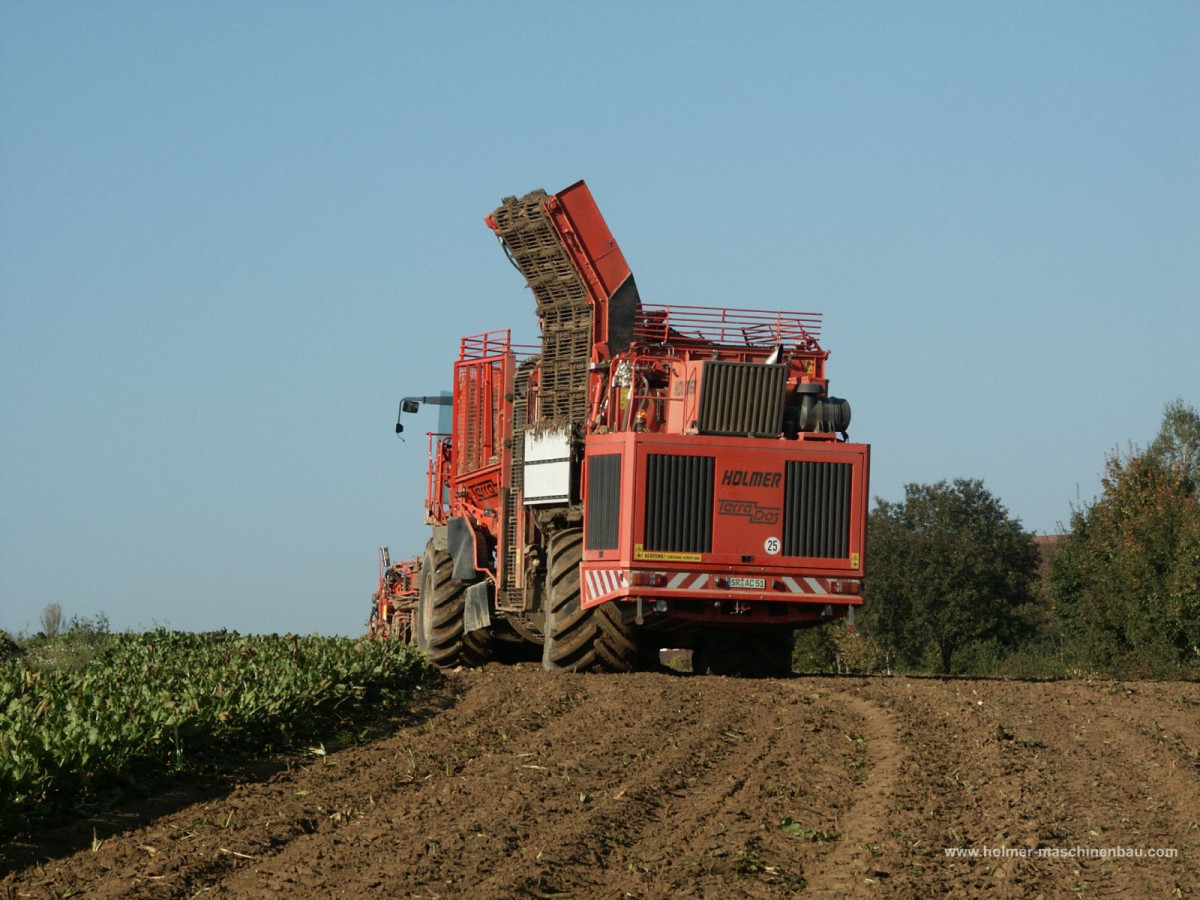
xmin=798 ymin=684 xmax=906 ymax=899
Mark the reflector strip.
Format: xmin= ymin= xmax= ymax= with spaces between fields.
xmin=667 ymin=572 xmax=709 ymax=590
xmin=590 ymin=569 xmax=840 ymax=601
xmin=779 ymin=576 xmax=833 ymax=594
xmin=583 ymin=568 xmax=629 ymax=604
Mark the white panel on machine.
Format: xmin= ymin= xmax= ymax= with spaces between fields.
xmin=524 ymin=427 xmax=571 ymax=505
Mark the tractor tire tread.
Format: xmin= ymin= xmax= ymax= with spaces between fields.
xmin=543 ymin=530 xmax=638 ymax=673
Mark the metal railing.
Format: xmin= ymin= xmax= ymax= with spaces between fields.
xmin=458 ymin=329 xmax=540 ymax=361
xmin=633 ymin=304 xmax=822 ymax=350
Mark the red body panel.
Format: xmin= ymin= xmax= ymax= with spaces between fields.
xmin=579 ymin=432 xmax=868 ymax=622
xmin=543 ymin=181 xmax=633 ymax=310
xmin=450 ymin=330 xmax=512 ymax=525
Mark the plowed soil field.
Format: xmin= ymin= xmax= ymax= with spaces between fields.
xmin=3 ymin=666 xmax=1198 ymax=898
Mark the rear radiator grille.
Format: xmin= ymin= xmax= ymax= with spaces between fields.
xmin=644 ymin=455 xmax=714 ymax=553
xmin=782 ymin=461 xmax=852 ymax=559
xmin=585 ymin=454 xmax=622 ymax=550
xmin=697 ymin=362 xmax=787 ymax=437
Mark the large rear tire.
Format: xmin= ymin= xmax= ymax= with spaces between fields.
xmin=542 ymin=529 xmax=638 ymax=673
xmin=417 ymin=541 xmax=490 ymax=668
xmin=693 ymin=628 xmax=794 ymax=678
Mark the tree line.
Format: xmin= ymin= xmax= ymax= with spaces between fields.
xmin=795 ymin=399 xmax=1200 ymax=680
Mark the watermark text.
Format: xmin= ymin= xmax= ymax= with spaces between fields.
xmin=945 ymin=845 xmax=1178 ymax=860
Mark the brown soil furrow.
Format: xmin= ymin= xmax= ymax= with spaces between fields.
xmin=467 ymin=674 xmax=766 ymax=899
xmin=3 ymin=671 xmax=1198 ymax=899
xmin=213 ymin=668 xmax=624 ymax=898
xmin=954 ymin=680 xmax=1197 ymax=899
xmin=622 ymin=682 xmax=864 ymax=898
xmin=209 ymin=670 xmax=788 ymax=898
xmin=854 ymin=679 xmax=1198 ymax=898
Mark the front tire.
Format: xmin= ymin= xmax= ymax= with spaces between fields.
xmin=417 ymin=541 xmax=490 ymax=668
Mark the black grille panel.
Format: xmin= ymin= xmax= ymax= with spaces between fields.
xmin=585 ymin=454 xmax=622 ymax=550
xmin=782 ymin=461 xmax=852 ymax=558
xmin=697 ymin=362 xmax=787 ymax=437
xmin=644 ymin=455 xmax=714 ymax=553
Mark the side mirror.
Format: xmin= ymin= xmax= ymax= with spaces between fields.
xmin=402 ymin=399 xmax=420 ymax=414
xmin=395 ymin=422 xmax=404 ymax=434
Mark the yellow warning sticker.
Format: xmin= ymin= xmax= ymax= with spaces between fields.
xmin=850 ymin=552 xmax=860 ymax=568
xmin=634 ymin=544 xmax=703 ymax=562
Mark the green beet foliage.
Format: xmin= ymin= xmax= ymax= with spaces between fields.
xmin=0 ymin=631 xmax=428 ymax=833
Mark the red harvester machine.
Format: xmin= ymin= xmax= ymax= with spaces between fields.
xmin=366 ymin=548 xmax=421 ymax=642
xmin=394 ymin=181 xmax=869 ymax=675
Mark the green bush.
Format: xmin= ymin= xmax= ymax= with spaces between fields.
xmin=0 ymin=632 xmax=21 ymax=663
xmin=20 ymin=613 xmax=114 ymax=673
xmin=792 ymin=622 xmax=891 ymax=675
xmin=791 ymin=624 xmax=839 ymax=673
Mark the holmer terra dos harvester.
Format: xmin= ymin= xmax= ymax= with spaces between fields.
xmin=393 ymin=180 xmax=869 ymax=676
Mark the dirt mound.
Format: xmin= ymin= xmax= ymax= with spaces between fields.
xmin=3 ymin=668 xmax=1197 ymax=897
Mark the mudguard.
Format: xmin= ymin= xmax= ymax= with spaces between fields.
xmin=447 ymin=516 xmax=485 ymax=581
xmin=463 ymin=581 xmax=492 ymax=634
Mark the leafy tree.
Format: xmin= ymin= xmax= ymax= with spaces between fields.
xmin=1148 ymin=397 xmax=1200 ymax=486
xmin=861 ymin=478 xmax=1039 ymax=674
xmin=1050 ymin=400 xmax=1200 ymax=678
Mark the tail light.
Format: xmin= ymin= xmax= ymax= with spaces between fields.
xmin=630 ymin=571 xmax=668 ymax=587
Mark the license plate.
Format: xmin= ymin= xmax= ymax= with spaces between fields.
xmin=728 ymin=576 xmax=766 ymax=590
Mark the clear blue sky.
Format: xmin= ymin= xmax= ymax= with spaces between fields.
xmin=2 ymin=1 xmax=1197 ymax=636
